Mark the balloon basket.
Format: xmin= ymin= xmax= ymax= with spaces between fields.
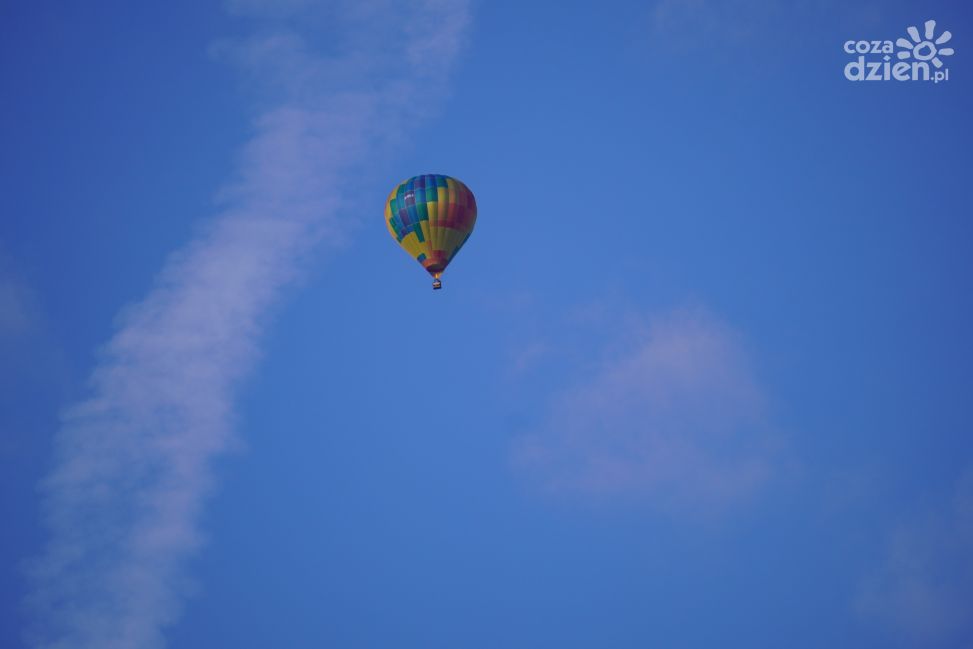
xmin=432 ymin=279 xmax=442 ymax=290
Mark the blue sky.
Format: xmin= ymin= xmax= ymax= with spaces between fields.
xmin=2 ymin=0 xmax=972 ymax=647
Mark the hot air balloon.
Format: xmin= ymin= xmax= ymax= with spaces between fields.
xmin=385 ymin=174 xmax=477 ymax=290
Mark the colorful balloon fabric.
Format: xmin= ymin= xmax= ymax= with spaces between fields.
xmin=385 ymin=174 xmax=477 ymax=288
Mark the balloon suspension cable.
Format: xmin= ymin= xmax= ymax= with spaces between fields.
xmin=432 ymin=278 xmax=443 ymax=290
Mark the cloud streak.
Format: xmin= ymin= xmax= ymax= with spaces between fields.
xmin=856 ymin=465 xmax=973 ymax=646
xmin=26 ymin=2 xmax=471 ymax=648
xmin=513 ymin=307 xmax=780 ymax=513
xmin=0 ymin=255 xmax=35 ymax=340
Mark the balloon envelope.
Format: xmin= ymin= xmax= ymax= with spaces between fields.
xmin=385 ymin=174 xmax=477 ymax=286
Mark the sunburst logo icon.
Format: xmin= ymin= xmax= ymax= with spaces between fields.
xmin=897 ymin=19 xmax=954 ymax=68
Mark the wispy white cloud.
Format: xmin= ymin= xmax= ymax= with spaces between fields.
xmin=0 ymin=256 xmax=34 ymax=339
xmin=0 ymin=254 xmax=68 ymax=395
xmin=646 ymin=0 xmax=782 ymax=49
xmin=512 ymin=306 xmax=780 ymax=514
xmin=644 ymin=0 xmax=883 ymax=54
xmin=856 ymin=466 xmax=973 ymax=646
xmin=25 ymin=2 xmax=471 ymax=648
